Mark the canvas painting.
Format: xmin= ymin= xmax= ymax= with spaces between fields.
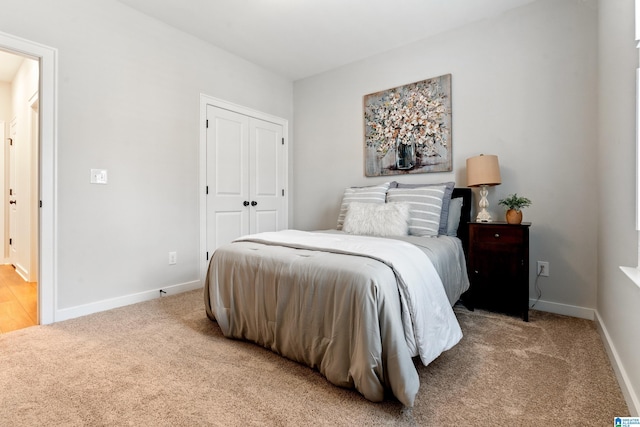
xmin=364 ymin=74 xmax=452 ymax=176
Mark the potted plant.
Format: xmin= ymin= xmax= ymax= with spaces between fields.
xmin=498 ymin=193 xmax=532 ymax=224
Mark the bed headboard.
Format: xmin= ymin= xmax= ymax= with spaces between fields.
xmin=452 ymin=187 xmax=472 ymax=254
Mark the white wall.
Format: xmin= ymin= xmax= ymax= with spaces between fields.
xmin=0 ymin=82 xmax=10 ymax=119
xmin=294 ymin=0 xmax=598 ymax=314
xmin=597 ymin=0 xmax=640 ymax=415
xmin=0 ymin=0 xmax=293 ymax=312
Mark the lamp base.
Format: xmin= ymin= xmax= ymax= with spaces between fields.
xmin=475 ymin=208 xmax=493 ymax=223
xmin=475 ymin=185 xmax=493 ymax=222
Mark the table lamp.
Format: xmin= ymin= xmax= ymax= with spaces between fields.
xmin=466 ymin=154 xmax=502 ymax=222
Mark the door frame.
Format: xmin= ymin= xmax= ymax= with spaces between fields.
xmin=28 ymin=91 xmax=39 ymax=283
xmin=0 ymin=31 xmax=58 ymax=325
xmin=199 ymin=94 xmax=288 ymax=283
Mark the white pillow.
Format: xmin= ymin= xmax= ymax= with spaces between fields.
xmin=336 ymin=182 xmax=390 ymax=230
xmin=342 ymin=202 xmax=410 ymax=237
xmin=386 ymin=185 xmax=446 ymax=237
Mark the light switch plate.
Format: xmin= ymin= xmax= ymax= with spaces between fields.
xmin=90 ymin=169 xmax=108 ymax=184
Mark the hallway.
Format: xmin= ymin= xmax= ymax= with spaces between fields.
xmin=0 ymin=264 xmax=37 ymax=333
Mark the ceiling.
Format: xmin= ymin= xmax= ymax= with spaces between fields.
xmin=116 ymin=0 xmax=535 ymax=81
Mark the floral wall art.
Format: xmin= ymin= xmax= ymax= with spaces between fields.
xmin=364 ymin=74 xmax=452 ymax=176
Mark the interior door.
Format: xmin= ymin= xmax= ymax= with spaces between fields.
xmin=206 ymin=105 xmax=250 ymax=250
xmin=8 ymin=119 xmax=17 ymax=265
xmin=250 ymin=118 xmax=285 ymax=234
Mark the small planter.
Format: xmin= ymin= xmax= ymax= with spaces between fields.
xmin=506 ymin=209 xmax=523 ymax=224
xmin=499 ymin=194 xmax=531 ymax=225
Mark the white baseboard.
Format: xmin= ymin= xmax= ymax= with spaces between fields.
xmin=529 ymin=298 xmax=595 ymax=320
xmin=14 ymin=263 xmax=29 ymax=282
xmin=595 ymin=311 xmax=640 ymax=416
xmin=55 ymin=280 xmax=203 ymax=322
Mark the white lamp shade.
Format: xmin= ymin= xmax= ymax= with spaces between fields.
xmin=466 ymin=154 xmax=502 ymax=187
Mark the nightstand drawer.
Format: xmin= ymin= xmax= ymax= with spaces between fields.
xmin=472 ymin=226 xmax=525 ymax=245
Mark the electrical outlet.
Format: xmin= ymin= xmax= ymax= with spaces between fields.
xmin=537 ymin=261 xmax=549 ymax=277
xmin=168 ymin=252 xmax=177 ymax=265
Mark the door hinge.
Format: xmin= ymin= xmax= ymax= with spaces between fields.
xmin=206 ymin=119 xmax=209 ymax=128
xmin=8 ymin=138 xmax=12 ymax=146
xmin=281 ymin=137 xmax=284 ymax=145
xmin=9 ymin=188 xmax=12 ymax=196
xmin=206 ymin=251 xmax=209 ymax=261
xmin=9 ymin=238 xmax=12 ymax=245
xmin=39 ymin=200 xmax=42 ymax=208
xmin=282 ymin=189 xmax=284 ymax=196
xmin=206 ymin=185 xmax=209 ymax=195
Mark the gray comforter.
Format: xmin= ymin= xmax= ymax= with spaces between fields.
xmin=204 ymin=231 xmax=467 ymax=406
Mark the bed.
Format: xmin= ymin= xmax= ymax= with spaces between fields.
xmin=204 ymin=183 xmax=471 ymax=406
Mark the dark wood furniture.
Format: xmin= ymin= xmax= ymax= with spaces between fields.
xmin=467 ymin=221 xmax=530 ymax=321
xmin=451 ymin=188 xmax=472 ymax=252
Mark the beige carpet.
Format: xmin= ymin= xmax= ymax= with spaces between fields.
xmin=0 ymin=289 xmax=629 ymax=426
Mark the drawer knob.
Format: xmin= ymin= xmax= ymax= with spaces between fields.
xmin=494 ymin=233 xmax=500 ymax=238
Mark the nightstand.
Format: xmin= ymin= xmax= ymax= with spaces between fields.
xmin=467 ymin=221 xmax=531 ymax=321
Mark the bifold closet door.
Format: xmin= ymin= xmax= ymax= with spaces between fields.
xmin=206 ymin=105 xmax=286 ymax=252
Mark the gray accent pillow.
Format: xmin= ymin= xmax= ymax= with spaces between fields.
xmin=389 ymin=181 xmax=455 ymax=235
xmin=386 ymin=185 xmax=446 ymax=237
xmin=337 ymin=182 xmax=390 ymax=230
xmin=446 ymin=197 xmax=463 ymax=236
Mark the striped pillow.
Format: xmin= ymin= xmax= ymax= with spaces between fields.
xmin=337 ymin=182 xmax=390 ymax=230
xmin=386 ymin=186 xmax=446 ymax=236
xmin=390 ymin=181 xmax=455 ymax=235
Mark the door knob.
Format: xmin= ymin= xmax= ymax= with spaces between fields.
xmin=243 ymin=201 xmax=249 ymax=206
xmin=251 ymin=201 xmax=257 ymax=206
xmin=9 ymin=200 xmax=16 ymax=205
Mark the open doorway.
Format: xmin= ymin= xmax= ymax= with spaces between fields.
xmin=0 ymin=31 xmax=55 ymax=326
xmin=0 ymin=49 xmax=39 ymax=332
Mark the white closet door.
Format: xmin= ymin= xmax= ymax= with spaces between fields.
xmin=249 ymin=118 xmax=285 ymax=234
xmin=206 ymin=105 xmax=286 ymax=252
xmin=206 ymin=106 xmax=250 ymax=249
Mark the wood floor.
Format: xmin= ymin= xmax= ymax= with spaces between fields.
xmin=0 ymin=264 xmax=37 ymax=334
